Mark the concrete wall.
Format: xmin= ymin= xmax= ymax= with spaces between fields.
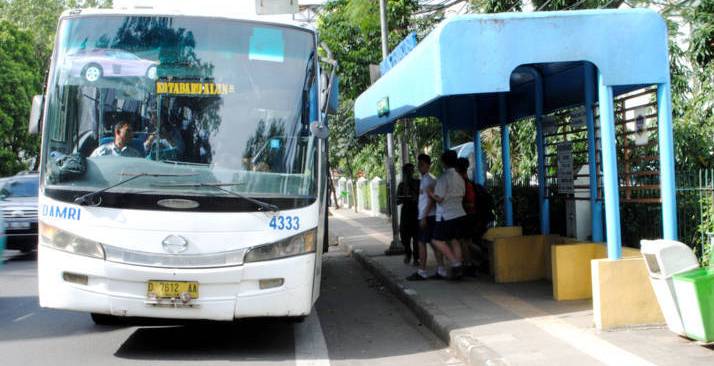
xmin=592 ymin=257 xmax=665 ymax=329
xmin=491 ymin=234 xmax=547 ymax=283
xmin=551 ymin=243 xmax=640 ymax=301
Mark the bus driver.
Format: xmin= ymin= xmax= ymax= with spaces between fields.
xmin=90 ymin=120 xmax=143 ymax=158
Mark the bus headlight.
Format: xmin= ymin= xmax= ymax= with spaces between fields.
xmin=244 ymin=229 xmax=316 ymax=263
xmin=39 ymin=222 xmax=105 ymax=259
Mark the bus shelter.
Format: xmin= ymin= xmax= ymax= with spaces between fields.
xmin=354 ymin=9 xmax=675 ymax=329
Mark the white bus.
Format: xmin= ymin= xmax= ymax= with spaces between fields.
xmin=32 ymin=2 xmax=335 ymax=324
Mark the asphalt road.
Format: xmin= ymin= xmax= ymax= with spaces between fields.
xmin=0 ymin=245 xmax=461 ymax=366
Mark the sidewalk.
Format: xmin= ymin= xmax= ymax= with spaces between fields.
xmin=329 ymin=208 xmax=714 ymax=366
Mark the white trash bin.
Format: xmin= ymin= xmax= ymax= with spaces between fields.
xmin=640 ymin=239 xmax=700 ymax=335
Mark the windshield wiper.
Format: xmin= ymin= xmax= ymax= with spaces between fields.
xmin=74 ymin=172 xmax=199 ymax=206
xmin=152 ymin=182 xmax=279 ymax=212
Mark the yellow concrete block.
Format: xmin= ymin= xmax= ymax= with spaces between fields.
xmin=552 ymin=243 xmax=599 ymax=300
xmin=591 ymin=257 xmax=665 ymax=329
xmin=593 ymin=244 xmax=607 ymax=258
xmin=483 ymin=226 xmax=522 ymax=242
xmin=543 ymin=235 xmax=573 ymax=281
xmin=492 ymin=235 xmax=545 ymax=283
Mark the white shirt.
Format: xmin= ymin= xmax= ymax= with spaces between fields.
xmin=418 ymin=173 xmax=436 ymax=219
xmin=433 ymin=168 xmax=466 ymax=221
xmin=90 ymin=142 xmax=142 ymax=158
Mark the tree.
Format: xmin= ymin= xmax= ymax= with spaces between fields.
xmin=0 ymin=21 xmax=43 ymax=175
xmin=319 ymin=0 xmax=424 ymax=179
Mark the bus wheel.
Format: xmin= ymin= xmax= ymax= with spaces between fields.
xmin=90 ymin=313 xmax=125 ymax=326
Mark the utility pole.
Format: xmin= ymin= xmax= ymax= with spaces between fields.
xmin=380 ymin=0 xmax=404 ymax=256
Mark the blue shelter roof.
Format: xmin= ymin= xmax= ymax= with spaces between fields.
xmin=354 ymin=9 xmax=670 ymax=136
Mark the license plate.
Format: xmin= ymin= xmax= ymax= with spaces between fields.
xmin=147 ymin=281 xmax=199 ymax=299
xmin=7 ymin=222 xmax=30 ymax=230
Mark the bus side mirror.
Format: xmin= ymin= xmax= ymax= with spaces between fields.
xmin=319 ymin=42 xmax=339 ymax=115
xmin=310 ymin=121 xmax=328 ymax=139
xmin=326 ymin=76 xmax=339 ymax=114
xmin=28 ymin=95 xmax=43 ymax=135
xmin=320 ymin=73 xmax=339 ymax=115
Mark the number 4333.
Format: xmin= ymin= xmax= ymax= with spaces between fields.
xmin=269 ymin=216 xmax=300 ymax=230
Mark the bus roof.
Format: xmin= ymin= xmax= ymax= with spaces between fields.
xmin=61 ymin=1 xmax=316 ymax=33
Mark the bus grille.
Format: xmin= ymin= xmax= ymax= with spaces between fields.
xmin=2 ymin=209 xmax=38 ymax=219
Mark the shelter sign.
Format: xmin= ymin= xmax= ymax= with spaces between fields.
xmin=557 ymin=142 xmax=574 ymax=194
xmin=377 ymin=97 xmax=390 ymax=117
xmin=379 ymin=32 xmax=418 ymax=76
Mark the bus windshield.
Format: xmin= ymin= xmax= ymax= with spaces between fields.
xmin=41 ymin=16 xmax=318 ymax=211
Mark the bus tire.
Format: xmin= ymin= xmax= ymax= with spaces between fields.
xmin=90 ymin=313 xmax=124 ymax=326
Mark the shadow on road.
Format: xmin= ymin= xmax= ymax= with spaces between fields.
xmin=114 ymin=318 xmax=295 ymax=362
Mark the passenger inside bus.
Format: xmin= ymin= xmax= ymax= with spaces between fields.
xmin=144 ymin=110 xmax=186 ymax=161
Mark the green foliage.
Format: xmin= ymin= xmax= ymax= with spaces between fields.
xmin=469 ymin=0 xmax=521 ymax=13
xmin=0 ymin=0 xmax=65 ymax=62
xmin=319 ymin=0 xmax=426 ymax=179
xmin=530 ymin=0 xmax=623 ymax=11
xmin=319 ymin=0 xmax=418 ymax=101
xmin=697 ymin=196 xmax=714 ymax=267
xmin=0 ymin=21 xmax=43 ymax=175
xmin=689 ymin=0 xmax=714 ymax=68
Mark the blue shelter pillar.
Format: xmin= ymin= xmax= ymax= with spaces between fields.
xmin=657 ymin=82 xmax=678 ymax=240
xmin=597 ymin=71 xmax=622 ymax=259
xmin=499 ymin=94 xmax=513 ymax=226
xmin=584 ymin=64 xmax=603 ymax=242
xmin=473 ymin=100 xmax=485 ymax=184
xmin=526 ymin=67 xmax=549 ymax=235
xmin=474 ymin=130 xmax=485 ymax=184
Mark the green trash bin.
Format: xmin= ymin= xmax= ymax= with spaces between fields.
xmin=672 ymin=268 xmax=714 ymax=342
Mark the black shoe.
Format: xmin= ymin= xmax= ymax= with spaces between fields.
xmin=412 ymin=259 xmax=420 ymax=267
xmin=428 ymin=272 xmax=446 ymax=280
xmin=406 ymin=272 xmax=427 ymax=281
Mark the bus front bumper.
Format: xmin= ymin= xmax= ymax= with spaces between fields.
xmin=38 ymin=245 xmax=316 ymax=320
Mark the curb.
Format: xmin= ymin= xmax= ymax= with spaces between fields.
xmin=349 ymin=246 xmax=506 ymax=366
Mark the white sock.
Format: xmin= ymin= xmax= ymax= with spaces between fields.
xmin=417 ymin=269 xmax=428 ymax=278
xmin=452 ymin=261 xmax=462 ymax=268
xmin=437 ymin=266 xmax=448 ymax=277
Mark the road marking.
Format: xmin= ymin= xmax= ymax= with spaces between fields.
xmin=13 ymin=312 xmax=34 ymax=322
xmin=294 ymin=312 xmax=331 ymax=366
xmin=483 ymin=292 xmax=656 ymax=366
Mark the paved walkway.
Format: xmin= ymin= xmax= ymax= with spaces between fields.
xmin=329 ymin=208 xmax=714 ymax=366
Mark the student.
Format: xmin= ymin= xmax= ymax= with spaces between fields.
xmin=397 ymin=163 xmax=420 ymax=265
xmin=407 ymin=154 xmax=447 ymax=281
xmin=428 ymin=150 xmax=465 ymax=279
